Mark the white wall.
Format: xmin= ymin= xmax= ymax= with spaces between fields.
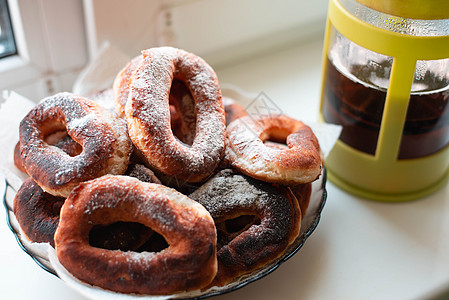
xmin=84 ymin=0 xmax=328 ymax=67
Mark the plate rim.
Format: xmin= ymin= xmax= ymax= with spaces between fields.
xmin=3 ymin=168 xmax=327 ymax=299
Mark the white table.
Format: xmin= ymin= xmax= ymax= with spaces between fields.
xmin=2 ymin=36 xmax=449 ymax=299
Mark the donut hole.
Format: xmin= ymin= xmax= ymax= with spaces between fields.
xmin=136 ymin=230 xmax=169 ymax=253
xmin=169 ymin=79 xmax=196 ymax=146
xmin=41 ymin=121 xmax=67 ymax=143
xmin=45 ymin=130 xmax=68 ymax=144
xmin=89 ymin=221 xmax=168 ymax=252
xmin=216 ymin=214 xmax=261 ymax=248
xmin=261 ymin=128 xmax=289 ymax=150
xmin=225 ymin=214 xmax=260 ymax=233
xmin=44 ymin=123 xmax=83 ymax=157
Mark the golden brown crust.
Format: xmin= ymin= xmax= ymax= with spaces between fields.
xmin=225 ymin=114 xmax=323 ymax=185
xmin=125 ymin=47 xmax=226 ymax=183
xmin=13 ymin=178 xmax=64 ymax=246
xmin=19 ymin=92 xmax=132 ymax=197
xmin=189 ymin=169 xmax=300 ymax=287
xmin=55 ymin=175 xmax=217 ymax=295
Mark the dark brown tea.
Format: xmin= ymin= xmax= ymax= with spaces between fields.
xmin=322 ymin=57 xmax=449 ymax=159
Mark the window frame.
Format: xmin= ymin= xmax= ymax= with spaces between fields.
xmin=0 ymin=0 xmax=47 ymax=92
xmin=0 ymin=0 xmax=17 ymax=59
xmin=0 ymin=0 xmax=87 ymax=101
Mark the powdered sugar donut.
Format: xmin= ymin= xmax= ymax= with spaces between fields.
xmin=19 ymin=92 xmax=132 ymax=197
xmin=55 ymin=175 xmax=217 ymax=295
xmin=113 ymin=55 xmax=197 ymax=145
xmin=225 ymin=114 xmax=323 ymax=185
xmin=189 ymin=169 xmax=300 ymax=287
xmin=125 ymin=47 xmax=226 ymax=183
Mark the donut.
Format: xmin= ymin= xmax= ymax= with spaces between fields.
xmin=189 ymin=169 xmax=300 ymax=287
xmin=113 ymin=55 xmax=197 ymax=145
xmin=54 ymin=175 xmax=217 ymax=295
xmin=225 ymin=114 xmax=323 ymax=185
xmin=19 ymin=92 xmax=132 ymax=197
xmin=13 ymin=178 xmax=64 ymax=247
xmin=125 ymin=47 xmax=226 ymax=183
xmin=223 ymin=96 xmax=248 ymax=125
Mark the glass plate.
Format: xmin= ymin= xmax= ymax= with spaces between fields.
xmin=3 ymin=169 xmax=327 ymax=299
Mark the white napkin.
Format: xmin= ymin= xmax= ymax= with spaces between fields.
xmin=72 ymin=41 xmax=130 ymax=97
xmin=0 ymin=92 xmax=35 ymax=184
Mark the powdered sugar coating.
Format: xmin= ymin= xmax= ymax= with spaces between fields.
xmin=189 ymin=169 xmax=297 ymax=287
xmin=190 ymin=169 xmax=292 ymax=223
xmin=125 ymin=47 xmax=226 ymax=182
xmin=225 ymin=114 xmax=323 ymax=185
xmin=19 ymin=92 xmax=132 ymax=197
xmin=54 ymin=175 xmax=217 ymax=295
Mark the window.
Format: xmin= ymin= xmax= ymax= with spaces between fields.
xmin=0 ymin=0 xmax=16 ymax=58
xmin=0 ymin=0 xmax=87 ymax=102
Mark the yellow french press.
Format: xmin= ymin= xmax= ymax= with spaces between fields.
xmin=320 ymin=0 xmax=449 ymax=201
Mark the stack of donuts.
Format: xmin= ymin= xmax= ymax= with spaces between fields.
xmin=12 ymin=46 xmax=323 ymax=295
